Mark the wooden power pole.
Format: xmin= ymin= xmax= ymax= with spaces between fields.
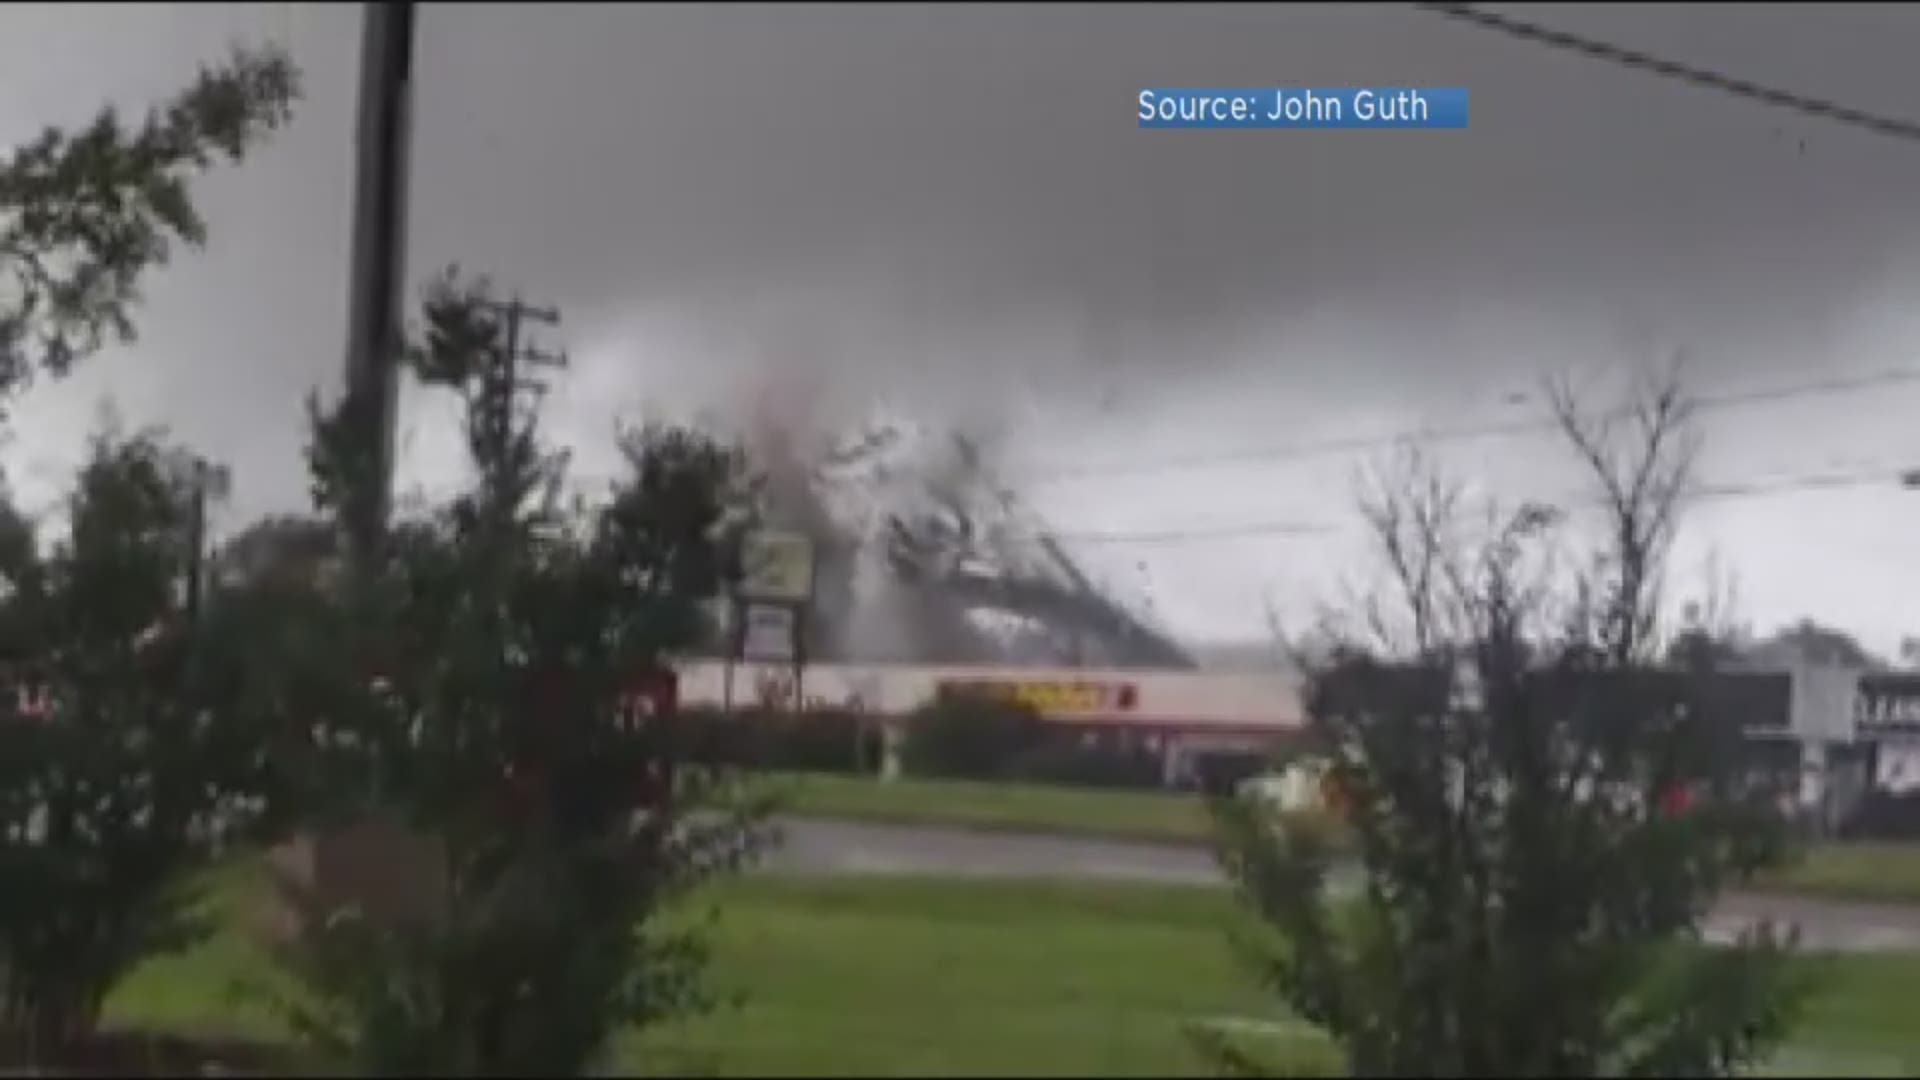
xmin=472 ymin=296 xmax=566 ymax=516
xmin=341 ymin=1 xmax=416 ymax=573
xmin=183 ymin=459 xmax=230 ymax=622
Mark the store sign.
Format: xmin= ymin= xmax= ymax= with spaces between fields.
xmin=936 ymin=678 xmax=1139 ymax=716
xmin=739 ymin=603 xmax=798 ymax=663
xmin=739 ymin=529 xmax=815 ymax=603
xmin=1858 ymin=674 xmax=1920 ymax=737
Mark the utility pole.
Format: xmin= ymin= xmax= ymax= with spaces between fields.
xmin=181 ymin=457 xmax=230 ymax=623
xmin=341 ymin=1 xmax=416 ymax=575
xmin=473 ymin=296 xmax=566 ymax=516
xmin=185 ymin=464 xmax=207 ymax=621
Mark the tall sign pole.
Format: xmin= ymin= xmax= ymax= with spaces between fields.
xmin=734 ymin=529 xmax=817 ymax=713
xmin=341 ymin=2 xmax=417 ymax=571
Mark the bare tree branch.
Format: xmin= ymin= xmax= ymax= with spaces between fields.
xmin=1546 ymin=358 xmax=1699 ymax=666
xmin=1353 ymin=443 xmax=1468 ymax=658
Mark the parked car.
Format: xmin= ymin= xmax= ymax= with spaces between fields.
xmin=1237 ymin=757 xmax=1341 ymax=815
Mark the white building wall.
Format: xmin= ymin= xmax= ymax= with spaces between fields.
xmin=670 ymin=659 xmax=1305 ymax=735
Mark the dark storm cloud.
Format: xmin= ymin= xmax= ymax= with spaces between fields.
xmin=405 ymin=2 xmax=1920 ymax=414
xmin=0 ymin=3 xmax=360 ymax=530
xmin=396 ymin=1 xmax=1920 ymax=652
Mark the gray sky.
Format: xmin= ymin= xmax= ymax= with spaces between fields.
xmin=4 ymin=3 xmax=1920 ymax=655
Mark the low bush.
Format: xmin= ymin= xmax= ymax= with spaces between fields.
xmin=751 ymin=708 xmax=876 ymax=775
xmin=1839 ymin=789 xmax=1920 ymax=841
xmin=677 ymin=706 xmax=879 ymax=776
xmin=899 ymin=695 xmax=1046 ymax=780
xmin=1003 ymin=736 xmax=1165 ymax=790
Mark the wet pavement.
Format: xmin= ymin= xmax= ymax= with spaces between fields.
xmin=765 ymin=817 xmax=1920 ymax=954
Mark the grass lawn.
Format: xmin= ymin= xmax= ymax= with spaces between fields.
xmin=779 ymin=772 xmax=1213 ymax=846
xmin=779 ymin=773 xmax=1920 ymax=906
xmin=105 ymin=863 xmax=1920 ymax=1076
xmin=1762 ymin=843 xmax=1920 ymax=907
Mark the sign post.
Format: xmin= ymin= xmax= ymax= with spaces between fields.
xmin=740 ymin=604 xmax=799 ymax=664
xmin=731 ymin=529 xmax=816 ymax=715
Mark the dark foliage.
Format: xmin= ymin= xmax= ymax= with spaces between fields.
xmin=256 ymin=267 xmax=771 ymax=1075
xmin=715 ymin=707 xmax=877 ymax=776
xmin=1201 ymin=368 xmax=1814 ymax=1078
xmin=1003 ymin=732 xmax=1166 ymax=790
xmin=0 ymin=46 xmax=299 ymax=414
xmin=0 ymin=430 xmax=268 ymax=1062
xmin=899 ymin=692 xmax=1046 ymax=780
xmin=0 ymin=46 xmax=299 ymax=1065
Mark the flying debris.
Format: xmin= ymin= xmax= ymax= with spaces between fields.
xmin=739 ymin=390 xmax=1192 ymax=669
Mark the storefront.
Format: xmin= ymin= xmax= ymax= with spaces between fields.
xmin=1844 ymin=673 xmax=1920 ymax=837
xmin=671 ymin=659 xmax=1307 ymax=788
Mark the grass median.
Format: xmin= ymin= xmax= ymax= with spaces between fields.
xmin=103 ymin=865 xmax=1920 ymax=1076
xmin=778 ymin=772 xmax=1920 ymax=906
xmin=778 ymin=771 xmax=1215 ymax=845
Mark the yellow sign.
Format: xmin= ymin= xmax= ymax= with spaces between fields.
xmin=938 ymin=679 xmax=1137 ymax=717
xmin=739 ymin=530 xmax=815 ymax=603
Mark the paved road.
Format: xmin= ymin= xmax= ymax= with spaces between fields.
xmin=768 ymin=817 xmax=1220 ymax=884
xmin=765 ymin=817 xmax=1920 ymax=954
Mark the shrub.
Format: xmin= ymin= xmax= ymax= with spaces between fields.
xmin=256 ymin=270 xmax=772 ymax=1076
xmin=899 ymin=693 xmax=1045 ymax=780
xmin=746 ymin=707 xmax=876 ymax=775
xmin=1203 ymin=371 xmax=1812 ymax=1078
xmin=0 ymin=432 xmax=273 ymax=1061
xmin=1002 ymin=733 xmax=1165 ymax=790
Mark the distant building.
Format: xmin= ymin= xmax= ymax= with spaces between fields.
xmin=672 ymin=658 xmax=1303 ymax=788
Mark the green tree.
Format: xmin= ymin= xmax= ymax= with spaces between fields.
xmin=0 ymin=45 xmax=299 ymax=1063
xmin=0 ymin=427 xmax=270 ymax=1062
xmin=1200 ymin=367 xmax=1812 ymax=1078
xmin=263 ymin=267 xmax=770 ymax=1075
xmin=0 ymin=45 xmax=299 ymax=416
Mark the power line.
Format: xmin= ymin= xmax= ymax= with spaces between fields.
xmin=1694 ymin=465 xmax=1914 ymax=501
xmin=1044 ymin=519 xmax=1336 ymax=545
xmin=1018 ymin=366 xmax=1920 ymax=484
xmin=1036 ymin=463 xmax=1917 ymax=548
xmin=1413 ymin=3 xmax=1920 ymax=144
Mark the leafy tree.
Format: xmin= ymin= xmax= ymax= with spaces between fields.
xmin=0 ymin=44 xmax=299 ymax=1065
xmin=261 ymin=267 xmax=771 ymax=1075
xmin=212 ymin=512 xmax=339 ymax=591
xmin=1200 ymin=367 xmax=1813 ymax=1078
xmin=0 ymin=428 xmax=269 ymax=1062
xmin=0 ymin=45 xmax=300 ymax=416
